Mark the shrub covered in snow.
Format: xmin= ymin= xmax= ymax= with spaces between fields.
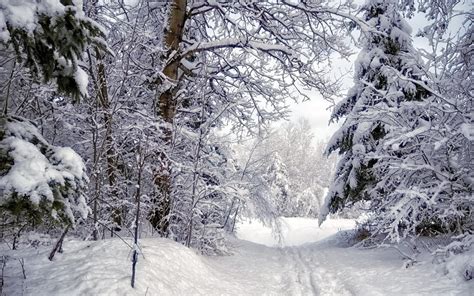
xmin=0 ymin=116 xmax=89 ymax=227
xmin=434 ymin=233 xmax=474 ymax=282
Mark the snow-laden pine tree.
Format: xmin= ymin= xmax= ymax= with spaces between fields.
xmin=323 ymin=0 xmax=472 ymax=242
xmin=370 ymin=7 xmax=473 ymax=240
xmin=0 ymin=0 xmax=105 ymax=100
xmin=0 ymin=116 xmax=89 ymax=227
xmin=322 ymin=0 xmax=430 ymax=233
xmin=0 ymin=0 xmax=105 ymax=238
xmin=369 ymin=23 xmax=473 ymax=240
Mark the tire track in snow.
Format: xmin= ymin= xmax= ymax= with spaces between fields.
xmin=280 ymin=245 xmax=356 ymax=296
xmin=294 ymin=247 xmax=319 ymax=294
xmin=281 ymin=247 xmax=320 ymax=295
xmin=302 ymin=248 xmax=355 ymax=296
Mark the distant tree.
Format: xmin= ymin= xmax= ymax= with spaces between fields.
xmin=238 ymin=118 xmax=336 ymax=219
xmin=263 ymin=152 xmax=291 ymax=216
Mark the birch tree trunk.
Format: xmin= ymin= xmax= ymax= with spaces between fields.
xmin=149 ymin=0 xmax=187 ymax=235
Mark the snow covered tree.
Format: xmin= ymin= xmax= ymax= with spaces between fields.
xmin=21 ymin=0 xmax=167 ymax=241
xmin=0 ymin=0 xmax=106 ymax=101
xmin=234 ymin=134 xmax=281 ymax=227
xmin=0 ymin=116 xmax=88 ymax=228
xmin=236 ymin=121 xmax=336 ymax=220
xmin=0 ymin=0 xmax=105 ymax=239
xmin=371 ymin=6 xmax=473 ymax=240
xmin=147 ymin=0 xmax=352 ymax=235
xmin=322 ymin=0 xmax=431 ymax=227
xmin=263 ymin=152 xmax=291 ymax=217
xmin=166 ymin=69 xmax=243 ymax=252
xmin=322 ymin=0 xmax=472 ymax=242
xmin=277 ymin=120 xmax=336 ymax=216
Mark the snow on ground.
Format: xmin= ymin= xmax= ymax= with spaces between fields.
xmin=2 ymin=218 xmax=472 ymax=295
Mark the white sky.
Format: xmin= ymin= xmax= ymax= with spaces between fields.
xmin=287 ymin=56 xmax=355 ymax=141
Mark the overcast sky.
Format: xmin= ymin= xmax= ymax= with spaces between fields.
xmin=287 ymin=56 xmax=354 ymax=142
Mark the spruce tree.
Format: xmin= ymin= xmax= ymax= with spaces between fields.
xmin=322 ymin=0 xmax=430 ymax=232
xmin=0 ymin=0 xmax=105 ymax=229
xmin=1 ymin=0 xmax=106 ymax=100
xmin=0 ymin=116 xmax=89 ymax=227
xmin=371 ymin=16 xmax=473 ymax=240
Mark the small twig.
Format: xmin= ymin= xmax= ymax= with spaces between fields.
xmin=420 ymin=239 xmax=435 ymax=253
xmin=391 ymin=245 xmax=418 ymax=263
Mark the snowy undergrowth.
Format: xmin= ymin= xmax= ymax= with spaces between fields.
xmin=2 ymin=218 xmax=472 ymax=295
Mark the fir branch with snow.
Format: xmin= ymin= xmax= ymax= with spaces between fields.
xmin=0 ymin=116 xmax=89 ymax=227
xmin=0 ymin=0 xmax=107 ymax=101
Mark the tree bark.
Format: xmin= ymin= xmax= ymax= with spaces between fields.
xmin=95 ymin=48 xmax=122 ymax=232
xmin=149 ymin=0 xmax=187 ymax=235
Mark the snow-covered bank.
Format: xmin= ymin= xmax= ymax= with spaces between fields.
xmin=2 ymin=218 xmax=472 ymax=295
xmin=2 ymin=237 xmax=244 ymax=296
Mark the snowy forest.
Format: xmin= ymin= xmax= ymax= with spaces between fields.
xmin=0 ymin=0 xmax=472 ymax=295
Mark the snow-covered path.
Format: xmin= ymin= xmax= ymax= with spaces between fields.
xmin=2 ymin=218 xmax=472 ymax=295
xmin=209 ymin=218 xmax=471 ymax=296
xmin=284 ymin=246 xmax=354 ymax=296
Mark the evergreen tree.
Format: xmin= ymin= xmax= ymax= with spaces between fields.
xmin=0 ymin=0 xmax=106 ymax=100
xmin=322 ymin=0 xmax=430 ymax=228
xmin=0 ymin=0 xmax=105 ymax=233
xmin=323 ymin=0 xmax=472 ymax=242
xmin=0 ymin=116 xmax=89 ymax=228
xmin=372 ymin=14 xmax=473 ymax=240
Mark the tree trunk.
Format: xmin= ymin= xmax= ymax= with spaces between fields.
xmin=149 ymin=0 xmax=187 ymax=235
xmin=48 ymin=225 xmax=70 ymax=261
xmin=86 ymin=0 xmax=120 ymax=238
xmin=96 ymin=48 xmax=122 ymax=232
